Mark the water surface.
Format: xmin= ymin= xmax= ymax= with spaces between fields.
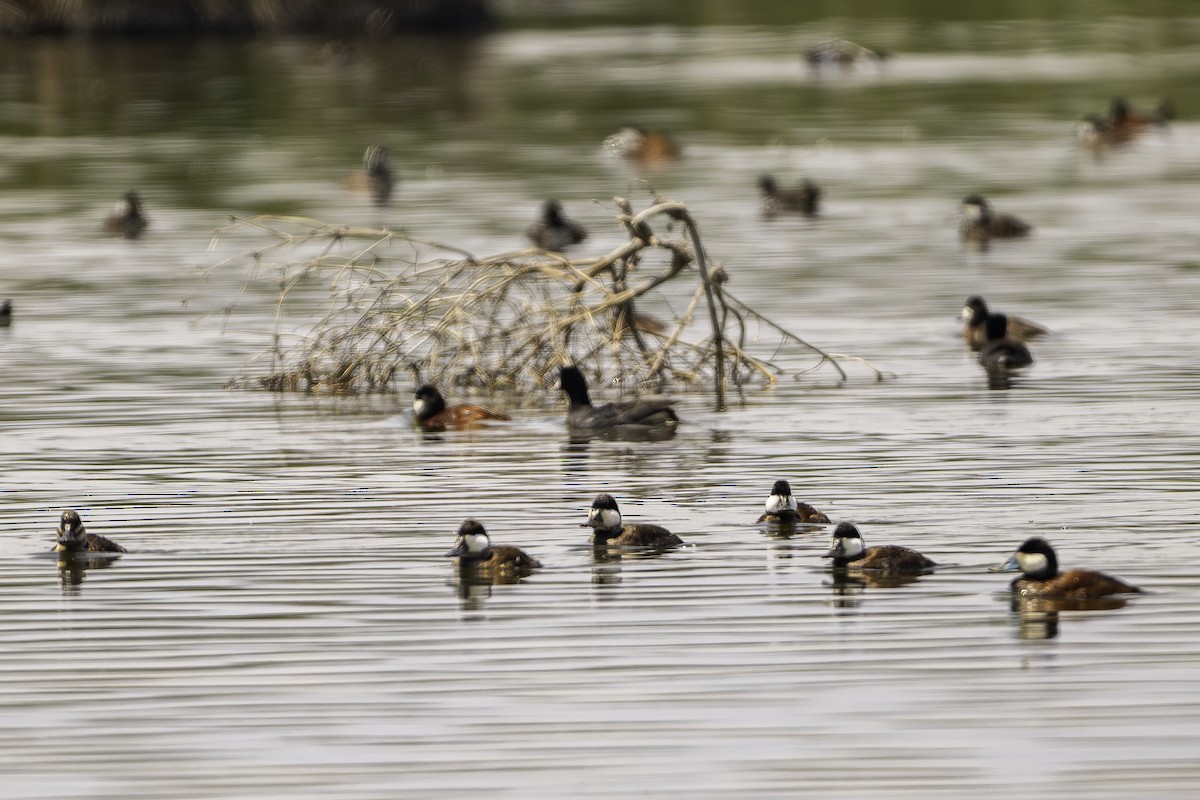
xmin=2 ymin=6 xmax=1200 ymax=798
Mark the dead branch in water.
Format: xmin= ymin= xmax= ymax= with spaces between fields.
xmin=194 ymin=196 xmax=883 ymax=401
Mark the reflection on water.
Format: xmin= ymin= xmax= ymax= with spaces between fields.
xmin=56 ymin=553 xmax=123 ymax=592
xmin=1010 ymin=594 xmax=1133 ymax=640
xmin=3 ymin=6 xmax=1200 ymax=799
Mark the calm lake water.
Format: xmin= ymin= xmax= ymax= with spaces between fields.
xmin=2 ymin=3 xmax=1200 ymax=798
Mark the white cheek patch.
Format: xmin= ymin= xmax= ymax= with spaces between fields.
xmin=1017 ymin=552 xmax=1048 ymax=575
xmin=413 ymin=399 xmax=428 ymax=416
xmin=590 ymin=508 xmax=621 ymax=529
xmin=962 ymin=203 xmax=984 ymax=222
xmin=830 ymin=537 xmax=865 ymax=559
xmin=764 ymin=493 xmax=797 ymax=514
xmin=961 ymin=306 xmax=973 ymax=322
xmin=465 ymin=533 xmax=490 ymax=554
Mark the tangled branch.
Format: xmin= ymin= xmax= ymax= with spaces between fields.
xmin=191 ymin=196 xmax=884 ymax=402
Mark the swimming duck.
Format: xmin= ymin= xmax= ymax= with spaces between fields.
xmin=961 ymin=296 xmax=1047 ymax=351
xmin=582 ymin=493 xmax=683 ymax=549
xmin=603 ymin=127 xmax=682 ymax=163
xmin=977 ymin=313 xmax=1034 ymax=370
xmin=54 ymin=510 xmax=126 ymax=554
xmin=1077 ymin=97 xmax=1172 ymax=150
xmin=559 ymin=366 xmax=679 ymax=431
xmin=804 ymin=39 xmax=888 ymax=68
xmin=756 ymin=480 xmax=830 ymax=524
xmin=758 ymin=175 xmax=821 ymax=218
xmin=445 ymin=519 xmax=541 ymax=574
xmin=364 ymin=145 xmax=394 ymax=205
xmin=0 ymin=299 xmax=11 ymax=328
xmin=103 ymin=191 xmax=148 ymax=240
xmin=525 ymin=200 xmax=588 ymax=252
xmin=823 ymin=522 xmax=935 ymax=574
xmin=959 ymin=195 xmax=1031 ymax=244
xmin=413 ymin=385 xmax=510 ymax=432
xmin=1001 ymin=537 xmax=1141 ymax=599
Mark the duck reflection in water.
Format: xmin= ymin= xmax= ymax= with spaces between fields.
xmin=1009 ymin=595 xmax=1132 ymax=641
xmin=57 ymin=552 xmax=122 ymax=592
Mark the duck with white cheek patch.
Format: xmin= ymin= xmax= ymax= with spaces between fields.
xmin=582 ymin=493 xmax=683 ymax=549
xmin=823 ymin=522 xmax=936 ymax=575
xmin=756 ymin=480 xmax=830 ymax=524
xmin=444 ymin=519 xmax=541 ymax=576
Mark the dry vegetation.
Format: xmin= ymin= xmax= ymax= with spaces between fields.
xmin=193 ymin=195 xmax=882 ymax=405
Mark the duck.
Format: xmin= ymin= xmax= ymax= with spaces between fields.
xmin=758 ymin=175 xmax=821 ymax=218
xmin=413 ymin=385 xmax=510 ymax=432
xmin=559 ymin=366 xmax=679 ymax=431
xmin=603 ymin=126 xmax=682 ymax=163
xmin=822 ymin=522 xmax=936 ymax=574
xmin=525 ymin=200 xmax=587 ymax=252
xmin=961 ymin=296 xmax=1048 ymax=351
xmin=582 ymin=493 xmax=683 ymax=549
xmin=978 ymin=313 xmax=1034 ymax=370
xmin=445 ymin=519 xmax=541 ymax=574
xmin=53 ymin=510 xmax=126 ymax=554
xmin=363 ymin=145 xmax=394 ymax=205
xmin=804 ymin=38 xmax=888 ymax=68
xmin=1001 ymin=537 xmax=1141 ymax=599
xmin=1077 ymin=97 xmax=1172 ymax=149
xmin=103 ymin=191 xmax=148 ymax=240
xmin=959 ymin=195 xmax=1031 ymax=244
xmin=756 ymin=480 xmax=830 ymax=524
xmin=0 ymin=299 xmax=11 ymax=328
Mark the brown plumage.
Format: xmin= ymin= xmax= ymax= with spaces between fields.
xmin=604 ymin=127 xmax=682 ymax=163
xmin=583 ymin=493 xmax=683 ymax=549
xmin=961 ymin=296 xmax=1047 ymax=352
xmin=53 ymin=510 xmax=126 ymax=554
xmin=1078 ymin=97 xmax=1172 ymax=150
xmin=824 ymin=522 xmax=936 ymax=575
xmin=413 ymin=385 xmax=510 ymax=432
xmin=445 ymin=519 xmax=541 ymax=576
xmin=1005 ymin=537 xmax=1141 ymax=599
xmin=959 ymin=195 xmax=1030 ymax=244
xmin=755 ymin=480 xmax=830 ymax=524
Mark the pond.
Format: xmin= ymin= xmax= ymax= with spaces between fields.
xmin=1 ymin=3 xmax=1199 ymax=798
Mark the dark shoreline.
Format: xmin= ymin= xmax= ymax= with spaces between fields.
xmin=0 ymin=0 xmax=496 ymax=37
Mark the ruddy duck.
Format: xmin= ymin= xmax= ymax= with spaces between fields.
xmin=413 ymin=385 xmax=510 ymax=432
xmin=0 ymin=299 xmax=11 ymax=328
xmin=758 ymin=175 xmax=821 ymax=218
xmin=103 ymin=191 xmax=148 ymax=240
xmin=525 ymin=200 xmax=587 ymax=252
xmin=559 ymin=366 xmax=679 ymax=431
xmin=445 ymin=519 xmax=541 ymax=574
xmin=961 ymin=296 xmax=1047 ymax=351
xmin=978 ymin=313 xmax=1034 ymax=370
xmin=583 ymin=493 xmax=683 ymax=549
xmin=1001 ymin=537 xmax=1141 ymax=599
xmin=54 ymin=510 xmax=126 ymax=554
xmin=804 ymin=39 xmax=888 ymax=68
xmin=959 ymin=195 xmax=1031 ymax=244
xmin=1077 ymin=97 xmax=1172 ymax=150
xmin=823 ymin=522 xmax=935 ymax=574
xmin=756 ymin=480 xmax=830 ymax=524
xmin=604 ymin=127 xmax=682 ymax=163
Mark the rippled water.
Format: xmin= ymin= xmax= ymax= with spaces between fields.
xmin=2 ymin=6 xmax=1200 ymax=798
